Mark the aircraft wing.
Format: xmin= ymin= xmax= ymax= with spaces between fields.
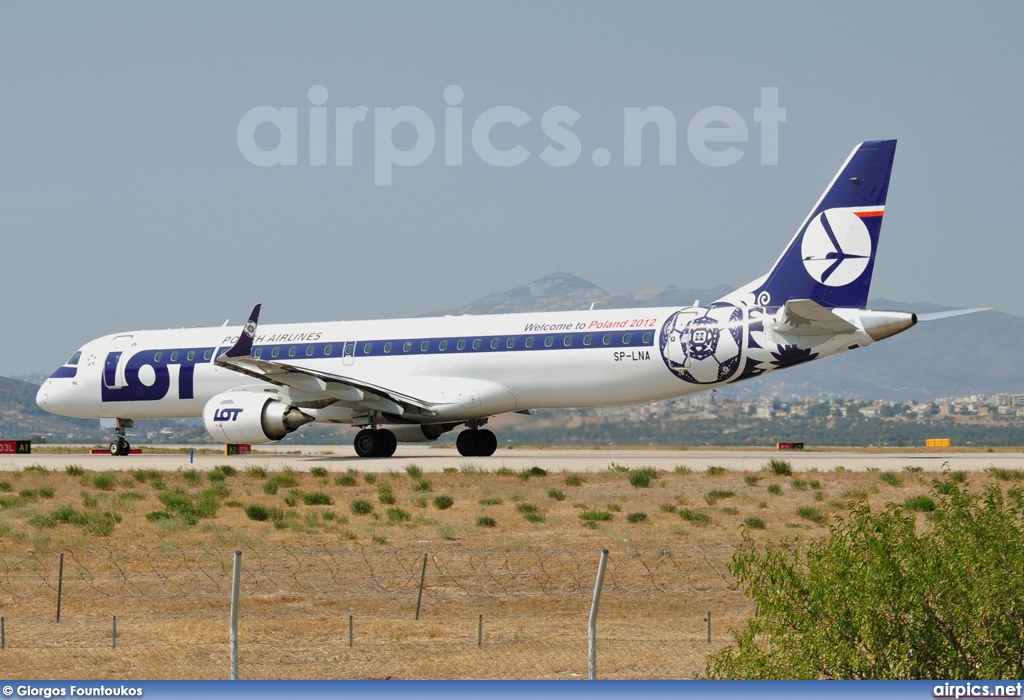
xmin=774 ymin=299 xmax=857 ymax=337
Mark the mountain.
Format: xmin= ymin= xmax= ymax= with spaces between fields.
xmin=0 ymin=376 xmax=100 ymax=441
xmin=435 ymin=272 xmax=733 ymax=315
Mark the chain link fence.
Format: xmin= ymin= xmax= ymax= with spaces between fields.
xmin=0 ymin=546 xmax=751 ymax=679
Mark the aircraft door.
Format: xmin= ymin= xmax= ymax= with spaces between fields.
xmin=343 ymin=339 xmax=356 ymax=366
xmin=103 ymin=335 xmax=134 ymax=389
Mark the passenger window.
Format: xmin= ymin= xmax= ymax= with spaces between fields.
xmin=643 ymin=332 xmax=652 ymax=344
xmin=491 ymin=338 xmax=500 ymax=350
xmin=421 ymin=340 xmax=429 ymax=352
xmin=439 ymin=340 xmax=448 ymax=351
xmin=403 ymin=341 xmax=412 ymax=353
xmin=472 ymin=339 xmax=482 ymax=350
xmin=325 ymin=345 xmax=333 ymax=356
xmin=563 ymin=336 xmax=573 ymax=347
xmin=457 ymin=339 xmax=466 ymax=351
xmin=203 ymin=350 xmax=212 ymax=361
xmin=623 ymin=333 xmax=632 ymax=345
xmin=170 ymin=351 xmax=179 ymax=362
xmin=544 ymin=336 xmax=554 ymax=348
xmin=583 ymin=335 xmax=592 ymax=346
xmin=153 ymin=352 xmax=162 ymax=363
xmin=254 ymin=348 xmax=262 ymax=359
xmin=67 ymin=351 xmax=82 ymax=366
xmin=187 ymin=350 xmax=195 ymax=361
xmin=602 ymin=334 xmax=612 ymax=346
xmin=384 ymin=342 xmax=392 ymax=354
xmin=288 ymin=346 xmax=297 ymax=357
xmin=361 ymin=343 xmax=371 ymax=354
xmin=525 ymin=337 xmax=535 ymax=349
xmin=271 ymin=347 xmax=280 ymax=358
xmin=306 ymin=346 xmax=314 ymax=357
xmin=506 ymin=338 xmax=515 ymax=349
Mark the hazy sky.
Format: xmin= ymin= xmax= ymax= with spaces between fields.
xmin=2 ymin=2 xmax=1022 ymax=376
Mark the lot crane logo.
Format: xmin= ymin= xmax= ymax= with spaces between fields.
xmin=660 ymin=304 xmax=744 ymax=384
xmin=800 ymin=208 xmax=873 ymax=287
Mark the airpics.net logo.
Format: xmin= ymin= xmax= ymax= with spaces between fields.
xmin=236 ymin=85 xmax=786 ymax=185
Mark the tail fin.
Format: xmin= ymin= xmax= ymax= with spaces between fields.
xmin=727 ymin=140 xmax=897 ymax=309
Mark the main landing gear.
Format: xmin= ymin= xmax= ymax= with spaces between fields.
xmin=353 ymin=428 xmax=398 ymax=458
xmin=108 ymin=418 xmax=133 ymax=456
xmin=456 ymin=428 xmax=497 ymax=457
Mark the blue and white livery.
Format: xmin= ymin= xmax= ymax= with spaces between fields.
xmin=37 ymin=140 xmax=921 ymax=458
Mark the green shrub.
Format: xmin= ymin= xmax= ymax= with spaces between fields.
xmin=674 ymin=465 xmax=692 ymax=475
xmin=245 ymin=466 xmax=267 ymax=479
xmin=350 ymin=499 xmax=374 ymax=515
xmin=706 ymin=490 xmax=735 ymax=505
xmin=92 ymin=473 xmax=117 ymax=490
xmin=263 ymin=481 xmax=279 ymax=495
xmin=182 ymin=469 xmax=202 ymax=485
xmin=767 ymin=459 xmax=792 ymax=476
xmin=335 ymin=473 xmax=358 ymax=486
xmin=906 ymin=495 xmax=936 ymax=512
xmin=479 ymin=497 xmax=502 ymax=506
xmin=721 ymin=506 xmax=740 ymax=515
xmin=363 ymin=473 xmax=377 ymax=484
xmin=377 ymin=483 xmax=396 ymax=505
xmin=433 ymin=495 xmax=455 ymax=510
xmin=579 ymin=510 xmax=614 ymax=521
xmin=707 ymin=466 xmax=727 ymax=476
xmin=19 ymin=489 xmax=38 ymax=501
xmin=405 ymin=464 xmax=423 ymax=479
xmin=65 ymin=465 xmax=85 ymax=477
xmin=244 ymin=504 xmax=273 ymax=521
xmin=476 ymin=516 xmax=496 ymax=527
xmin=744 ymin=474 xmax=760 ymax=486
xmin=659 ymin=503 xmax=678 ymax=513
xmin=145 ymin=511 xmax=173 ymax=522
xmin=207 ymin=470 xmax=226 ymax=483
xmin=38 ymin=485 xmax=56 ymax=499
xmin=0 ymin=481 xmax=11 ymax=492
xmin=24 ymin=465 xmax=48 ymax=474
xmin=797 ymin=505 xmax=827 ymax=524
xmin=564 ymin=474 xmax=584 ymax=487
xmin=515 ymin=503 xmax=539 ymax=514
xmin=303 ymin=492 xmax=333 ymax=506
xmin=524 ymin=512 xmax=546 ymax=523
xmin=548 ymin=489 xmax=566 ymax=501
xmin=387 ymin=507 xmax=411 ymax=523
xmin=412 ymin=479 xmax=432 ymax=492
xmin=988 ymin=468 xmax=1022 ymax=481
xmin=412 ymin=497 xmax=428 ymax=508
xmin=767 ymin=484 xmax=783 ymax=495
xmin=201 ymin=484 xmax=230 ymax=500
xmin=792 ymin=479 xmax=809 ymax=490
xmin=629 ymin=470 xmax=652 ymax=488
xmin=679 ymin=509 xmax=711 ymax=525
xmin=272 ymin=471 xmax=299 ymax=488
xmin=309 ymin=467 xmax=328 ymax=478
xmin=626 ymin=512 xmax=648 ymax=524
xmin=879 ymin=472 xmax=904 ymax=487
xmin=213 ymin=464 xmax=237 ymax=477
xmin=743 ymin=516 xmax=767 ymax=529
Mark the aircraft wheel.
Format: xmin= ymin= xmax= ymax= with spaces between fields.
xmin=456 ymin=429 xmax=480 ymax=457
xmin=477 ymin=429 xmax=498 ymax=457
xmin=120 ymin=440 xmax=131 ymax=456
xmin=354 ymin=429 xmax=381 ymax=458
xmin=378 ymin=429 xmax=397 ymax=457
xmin=109 ymin=441 xmax=121 ymax=456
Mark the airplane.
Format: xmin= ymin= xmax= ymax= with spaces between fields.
xmin=38 ymin=139 xmax=939 ymax=458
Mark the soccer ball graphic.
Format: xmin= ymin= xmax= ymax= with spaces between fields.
xmin=660 ymin=304 xmax=743 ymax=384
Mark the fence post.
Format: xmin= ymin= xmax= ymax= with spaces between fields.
xmin=230 ymin=550 xmax=242 ymax=680
xmin=478 ymin=615 xmax=483 ymax=647
xmin=349 ymin=615 xmax=353 ymax=648
xmin=588 ymin=549 xmax=609 ymax=680
xmin=56 ymin=552 xmax=64 ymax=623
xmin=2 ymin=617 xmax=4 ymax=650
xmin=113 ymin=616 xmax=117 ymax=649
xmin=707 ymin=612 xmax=711 ymax=643
xmin=414 ymin=553 xmax=427 ymax=620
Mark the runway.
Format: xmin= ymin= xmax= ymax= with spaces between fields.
xmin=3 ymin=445 xmax=1023 ymax=473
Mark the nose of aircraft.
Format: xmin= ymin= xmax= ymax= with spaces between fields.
xmin=36 ymin=380 xmax=50 ymax=410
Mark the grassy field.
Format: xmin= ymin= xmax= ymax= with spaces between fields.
xmin=0 ymin=459 xmax=1019 ymax=678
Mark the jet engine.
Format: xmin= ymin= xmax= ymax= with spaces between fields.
xmin=203 ymin=392 xmax=313 ymax=444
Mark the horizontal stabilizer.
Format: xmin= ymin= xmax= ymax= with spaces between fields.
xmin=917 ymin=308 xmax=991 ymax=322
xmin=774 ymin=299 xmax=856 ymax=337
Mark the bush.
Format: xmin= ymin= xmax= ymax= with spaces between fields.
xmin=350 ymin=499 xmax=374 ymax=515
xmin=767 ymin=459 xmax=792 ymax=476
xmin=659 ymin=503 xmax=677 ymax=513
xmin=91 ymin=473 xmax=117 ymax=490
xmin=309 ymin=466 xmax=328 ymax=478
xmin=796 ymin=505 xmax=827 ymax=524
xmin=433 ymin=495 xmax=455 ymax=510
xmin=515 ymin=503 xmax=539 ymax=514
xmin=905 ymin=495 xmax=936 ymax=512
xmin=743 ymin=475 xmax=760 ymax=486
xmin=386 ymin=507 xmax=411 ymax=523
xmin=213 ymin=464 xmax=237 ymax=477
xmin=182 ymin=469 xmax=202 ymax=485
xmin=706 ymin=482 xmax=1024 ymax=679
xmin=245 ymin=504 xmax=276 ymax=522
xmin=743 ymin=517 xmax=766 ymax=530
xmin=479 ymin=497 xmax=502 ymax=506
xmin=335 ymin=473 xmax=358 ymax=487
xmin=707 ymin=466 xmax=727 ymax=476
xmin=547 ymin=489 xmax=566 ymax=501
xmin=377 ymin=483 xmax=396 ymax=505
xmin=524 ymin=512 xmax=546 ymax=523
xmin=626 ymin=512 xmax=648 ymax=524
xmin=207 ymin=470 xmax=226 ymax=483
xmin=705 ymin=490 xmax=735 ymax=505
xmin=405 ymin=464 xmax=423 ymax=479
xmin=39 ymin=485 xmax=56 ymax=499
xmin=629 ymin=470 xmax=652 ymax=488
xmin=245 ymin=466 xmax=267 ymax=479
xmin=767 ymin=484 xmax=783 ymax=495
xmin=263 ymin=481 xmax=279 ymax=495
xmin=879 ymin=472 xmax=904 ymax=487
xmin=0 ymin=481 xmax=11 ymax=492
xmin=412 ymin=479 xmax=432 ymax=492
xmin=564 ymin=474 xmax=584 ymax=487
xmin=679 ymin=509 xmax=711 ymax=525
xmin=65 ymin=465 xmax=85 ymax=477
xmin=476 ymin=516 xmax=496 ymax=528
xmin=579 ymin=510 xmax=613 ymax=522
xmin=303 ymin=492 xmax=333 ymax=506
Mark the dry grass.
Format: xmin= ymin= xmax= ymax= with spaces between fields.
xmin=0 ymin=462 xmax=1003 ymax=678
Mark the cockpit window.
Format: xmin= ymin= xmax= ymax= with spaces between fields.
xmin=67 ymin=351 xmax=82 ymax=366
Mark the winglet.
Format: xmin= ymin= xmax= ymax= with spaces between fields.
xmin=223 ymin=304 xmax=261 ymax=358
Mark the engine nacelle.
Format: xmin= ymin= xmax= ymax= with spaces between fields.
xmin=388 ymin=424 xmax=454 ymax=443
xmin=203 ymin=392 xmax=313 ymax=444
